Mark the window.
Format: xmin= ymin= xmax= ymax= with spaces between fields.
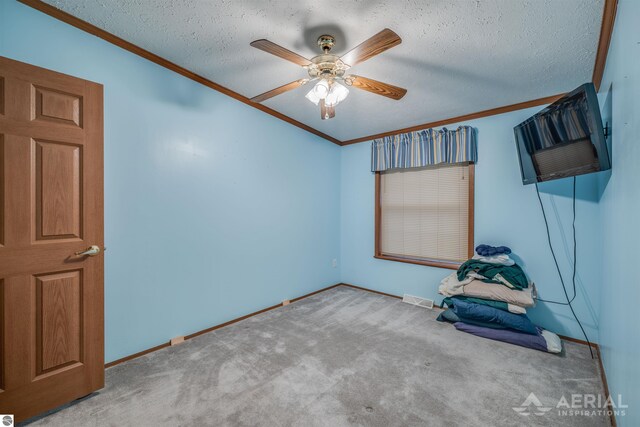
xmin=375 ymin=162 xmax=474 ymax=269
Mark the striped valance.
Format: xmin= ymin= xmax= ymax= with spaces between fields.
xmin=371 ymin=126 xmax=477 ymax=172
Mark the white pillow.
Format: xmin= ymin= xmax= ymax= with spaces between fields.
xmin=540 ymin=329 xmax=562 ymax=353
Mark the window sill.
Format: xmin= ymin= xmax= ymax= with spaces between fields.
xmin=374 ymin=254 xmax=462 ymax=270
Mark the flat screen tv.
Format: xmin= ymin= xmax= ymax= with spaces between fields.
xmin=514 ymin=83 xmax=610 ymax=185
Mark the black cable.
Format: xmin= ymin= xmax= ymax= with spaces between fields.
xmin=535 ymin=177 xmax=594 ymax=358
xmin=571 ymin=177 xmax=578 ymax=302
xmin=536 ymin=177 xmax=577 ymax=305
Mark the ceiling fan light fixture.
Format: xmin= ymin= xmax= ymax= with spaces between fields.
xmin=325 ymin=82 xmax=349 ymax=107
xmin=250 ymin=29 xmax=406 ymax=120
xmin=305 ymin=88 xmax=321 ymax=105
xmin=312 ymin=79 xmax=330 ymax=99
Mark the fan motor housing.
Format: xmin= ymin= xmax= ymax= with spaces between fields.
xmin=307 ymin=54 xmax=348 ymax=79
xmin=317 ymin=34 xmax=335 ymax=52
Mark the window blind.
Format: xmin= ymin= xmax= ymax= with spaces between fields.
xmin=380 ymin=163 xmax=471 ymax=263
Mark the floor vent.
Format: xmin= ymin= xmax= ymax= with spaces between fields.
xmin=402 ymin=294 xmax=434 ymax=309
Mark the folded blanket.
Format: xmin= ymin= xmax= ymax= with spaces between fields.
xmin=449 ymin=299 xmax=537 ymax=334
xmin=437 ymin=309 xmax=507 ymax=330
xmin=439 ymin=273 xmax=536 ymax=307
xmin=442 ymin=295 xmax=526 ymax=314
xmin=472 ymin=254 xmax=515 ymax=266
xmin=439 ymin=272 xmax=476 ymax=295
xmin=463 ymin=280 xmax=536 ymax=307
xmin=458 ymin=259 xmax=529 ymax=290
xmin=453 ymin=322 xmax=562 ymax=353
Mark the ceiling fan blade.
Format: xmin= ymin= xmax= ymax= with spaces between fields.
xmin=340 ymin=29 xmax=401 ymax=67
xmin=348 ymin=75 xmax=407 ymax=100
xmin=251 ymin=79 xmax=309 ymax=103
xmin=320 ymin=99 xmax=335 ymax=120
xmin=250 ymin=39 xmax=312 ymax=67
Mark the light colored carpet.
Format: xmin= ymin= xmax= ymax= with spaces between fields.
xmin=24 ymin=286 xmax=609 ymax=426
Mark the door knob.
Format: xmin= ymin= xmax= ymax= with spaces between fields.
xmin=75 ymin=245 xmax=101 ymax=256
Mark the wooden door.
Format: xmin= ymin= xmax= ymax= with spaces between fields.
xmin=0 ymin=56 xmax=104 ymax=422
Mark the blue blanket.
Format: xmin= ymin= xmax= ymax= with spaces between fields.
xmin=450 ymin=299 xmax=538 ymax=334
xmin=454 ymin=322 xmax=549 ymax=352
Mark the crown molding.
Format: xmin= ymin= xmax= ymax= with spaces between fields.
xmin=20 ymin=0 xmax=617 ymax=147
xmin=340 ymin=94 xmax=563 ymax=145
xmin=592 ymin=0 xmax=618 ymax=91
xmin=17 ymin=0 xmax=343 ymax=145
xmin=341 ymin=0 xmax=617 ymax=145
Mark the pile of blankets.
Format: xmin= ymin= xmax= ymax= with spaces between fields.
xmin=437 ymin=244 xmax=562 ymax=353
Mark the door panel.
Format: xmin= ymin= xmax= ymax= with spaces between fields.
xmin=35 ymin=140 xmax=82 ymax=240
xmin=0 ymin=56 xmax=103 ymax=422
xmin=34 ymin=86 xmax=83 ymax=128
xmin=0 ymin=76 xmax=4 ymax=115
xmin=0 ymin=134 xmax=4 ymax=247
xmin=36 ymin=270 xmax=82 ymax=374
xmin=0 ymin=279 xmax=4 ymax=394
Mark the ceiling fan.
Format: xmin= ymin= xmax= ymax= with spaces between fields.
xmin=250 ymin=29 xmax=407 ymax=120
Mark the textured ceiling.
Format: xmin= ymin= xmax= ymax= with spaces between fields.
xmin=43 ymin=0 xmax=604 ymax=142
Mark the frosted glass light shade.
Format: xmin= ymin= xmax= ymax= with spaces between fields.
xmin=313 ymin=80 xmax=330 ymax=99
xmin=325 ymin=82 xmax=349 ymax=107
xmin=305 ymin=88 xmax=321 ymax=105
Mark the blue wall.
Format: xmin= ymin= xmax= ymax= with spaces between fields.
xmin=340 ymin=2 xmax=640 ymax=420
xmin=2 ymin=3 xmax=638 ymax=421
xmin=340 ymin=108 xmax=604 ymax=342
xmin=0 ymin=1 xmax=341 ymax=363
xmin=597 ymin=0 xmax=640 ymax=425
